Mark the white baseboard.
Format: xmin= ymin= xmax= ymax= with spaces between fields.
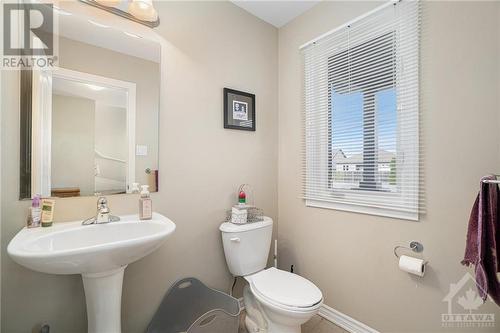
xmin=318 ymin=303 xmax=380 ymax=333
xmin=240 ymin=296 xmax=378 ymax=333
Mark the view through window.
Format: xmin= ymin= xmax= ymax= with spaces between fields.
xmin=328 ymin=32 xmax=397 ymax=192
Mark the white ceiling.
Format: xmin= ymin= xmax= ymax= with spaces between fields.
xmin=52 ymin=3 xmax=161 ymax=63
xmin=53 ymin=77 xmax=127 ymax=108
xmin=57 ymin=10 xmax=161 ymax=63
xmin=231 ymin=1 xmax=320 ymax=28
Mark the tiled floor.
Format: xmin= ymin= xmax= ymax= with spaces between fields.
xmin=238 ymin=312 xmax=348 ymax=333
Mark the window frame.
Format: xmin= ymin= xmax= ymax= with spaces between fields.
xmin=304 ymin=3 xmax=420 ymax=221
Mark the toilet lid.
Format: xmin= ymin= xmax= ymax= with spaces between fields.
xmin=250 ymin=268 xmax=322 ymax=308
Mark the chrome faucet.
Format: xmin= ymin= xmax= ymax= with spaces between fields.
xmin=82 ymin=196 xmax=120 ymax=225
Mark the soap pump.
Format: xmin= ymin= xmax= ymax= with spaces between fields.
xmin=139 ymin=185 xmax=152 ymax=220
xmin=131 ymin=182 xmax=140 ymax=194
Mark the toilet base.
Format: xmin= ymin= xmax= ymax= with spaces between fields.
xmin=243 ymin=285 xmax=315 ymax=333
xmin=266 ymin=321 xmax=301 ymax=333
xmin=244 ymin=285 xmax=268 ymax=332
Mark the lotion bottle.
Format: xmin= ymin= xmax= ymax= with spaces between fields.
xmin=139 ymin=185 xmax=152 ymax=220
xmin=27 ymin=195 xmax=42 ymax=228
xmin=41 ymin=198 xmax=55 ymax=227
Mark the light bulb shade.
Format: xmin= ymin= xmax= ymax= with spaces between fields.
xmin=128 ymin=0 xmax=158 ymax=22
xmin=95 ymin=0 xmax=121 ymax=7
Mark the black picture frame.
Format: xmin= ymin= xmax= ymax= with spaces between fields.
xmin=223 ymin=88 xmax=255 ymax=131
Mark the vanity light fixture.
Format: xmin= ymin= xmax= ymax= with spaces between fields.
xmin=128 ymin=0 xmax=158 ymax=22
xmin=79 ymin=0 xmax=160 ymax=28
xmin=95 ymin=0 xmax=121 ymax=7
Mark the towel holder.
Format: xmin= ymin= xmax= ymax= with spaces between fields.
xmin=394 ymin=241 xmax=424 ymax=258
xmin=482 ymin=176 xmax=500 ymax=184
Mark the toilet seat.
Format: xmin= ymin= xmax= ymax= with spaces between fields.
xmin=246 ymin=267 xmax=323 ymax=312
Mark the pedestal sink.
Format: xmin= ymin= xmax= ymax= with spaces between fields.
xmin=7 ymin=212 xmax=175 ymax=333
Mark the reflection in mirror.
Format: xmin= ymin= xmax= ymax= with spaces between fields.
xmin=51 ymin=70 xmax=134 ymax=197
xmin=20 ymin=6 xmax=161 ymax=199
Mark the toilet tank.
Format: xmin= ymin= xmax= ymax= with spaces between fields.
xmin=220 ymin=217 xmax=273 ymax=276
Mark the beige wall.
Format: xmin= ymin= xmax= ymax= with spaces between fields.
xmin=59 ymin=36 xmax=160 ymax=188
xmin=278 ymin=1 xmax=500 ymax=332
xmin=3 ymin=1 xmax=499 ymax=333
xmin=0 ymin=1 xmax=278 ymax=332
xmin=52 ymin=94 xmax=96 ymax=195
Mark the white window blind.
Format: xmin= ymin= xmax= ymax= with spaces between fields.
xmin=301 ymin=0 xmax=421 ymax=220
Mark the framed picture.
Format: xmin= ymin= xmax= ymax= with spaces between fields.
xmin=223 ymin=88 xmax=255 ymax=131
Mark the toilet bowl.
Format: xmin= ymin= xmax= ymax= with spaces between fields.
xmin=220 ymin=217 xmax=323 ymax=333
xmin=244 ymin=267 xmax=323 ymax=333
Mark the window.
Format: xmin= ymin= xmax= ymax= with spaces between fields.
xmin=302 ymin=0 xmax=420 ymax=220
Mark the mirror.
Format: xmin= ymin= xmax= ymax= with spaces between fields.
xmin=20 ymin=7 xmax=161 ymax=199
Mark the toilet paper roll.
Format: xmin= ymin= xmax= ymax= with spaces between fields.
xmin=398 ymin=255 xmax=426 ymax=277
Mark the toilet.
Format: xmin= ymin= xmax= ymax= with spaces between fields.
xmin=220 ymin=217 xmax=323 ymax=333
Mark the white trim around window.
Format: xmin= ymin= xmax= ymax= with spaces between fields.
xmin=301 ymin=0 xmax=421 ymax=220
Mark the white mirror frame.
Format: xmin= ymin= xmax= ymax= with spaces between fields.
xmin=19 ymin=1 xmax=165 ymax=200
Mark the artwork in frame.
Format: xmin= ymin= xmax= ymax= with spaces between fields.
xmin=223 ymin=88 xmax=255 ymax=131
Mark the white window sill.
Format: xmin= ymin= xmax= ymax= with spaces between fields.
xmin=306 ymin=199 xmax=418 ymax=221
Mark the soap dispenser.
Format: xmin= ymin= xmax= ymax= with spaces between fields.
xmin=131 ymin=182 xmax=140 ymax=194
xmin=139 ymin=185 xmax=152 ymax=220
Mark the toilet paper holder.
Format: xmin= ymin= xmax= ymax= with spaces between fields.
xmin=394 ymin=241 xmax=424 ymax=258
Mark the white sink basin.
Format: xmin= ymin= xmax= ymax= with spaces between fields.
xmin=8 ymin=212 xmax=175 ymax=333
xmin=8 ymin=213 xmax=175 ymax=275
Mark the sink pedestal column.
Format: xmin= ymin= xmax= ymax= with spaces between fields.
xmin=82 ymin=266 xmax=127 ymax=333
